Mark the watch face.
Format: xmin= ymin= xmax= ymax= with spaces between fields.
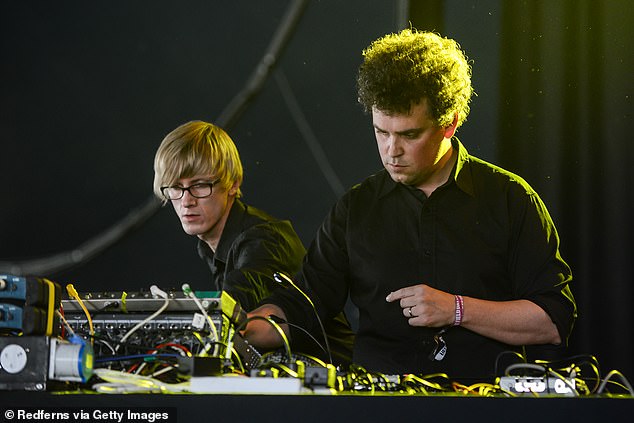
xmin=0 ymin=344 xmax=28 ymax=374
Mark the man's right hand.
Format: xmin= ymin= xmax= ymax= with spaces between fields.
xmin=243 ymin=304 xmax=290 ymax=349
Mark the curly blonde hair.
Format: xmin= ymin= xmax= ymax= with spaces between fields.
xmin=357 ymin=29 xmax=474 ymax=128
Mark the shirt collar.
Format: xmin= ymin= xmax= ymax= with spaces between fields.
xmin=196 ymin=198 xmax=245 ymax=263
xmin=451 ymin=138 xmax=475 ymax=197
xmin=376 ymin=138 xmax=475 ymax=198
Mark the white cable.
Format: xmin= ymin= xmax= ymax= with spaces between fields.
xmin=56 ymin=310 xmax=75 ymax=335
xmin=115 ymin=285 xmax=170 ymax=352
xmin=597 ymin=370 xmax=634 ymax=395
xmin=99 ymin=339 xmax=117 ymax=355
xmin=92 ymin=369 xmax=189 ymax=394
xmin=504 ymin=363 xmax=547 ymax=376
xmin=182 ymin=283 xmax=219 ymax=355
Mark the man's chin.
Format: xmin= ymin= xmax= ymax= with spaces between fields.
xmin=181 ymin=223 xmax=202 ymax=236
xmin=388 ymin=172 xmax=410 ymax=184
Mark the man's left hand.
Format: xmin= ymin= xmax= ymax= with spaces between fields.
xmin=386 ymin=284 xmax=455 ymax=327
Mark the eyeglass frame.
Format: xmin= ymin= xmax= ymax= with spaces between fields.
xmin=160 ymin=180 xmax=220 ymax=200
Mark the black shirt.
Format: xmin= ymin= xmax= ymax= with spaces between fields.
xmin=198 ymin=199 xmax=354 ymax=365
xmin=197 ymin=199 xmax=306 ymax=311
xmin=267 ymin=139 xmax=576 ymax=381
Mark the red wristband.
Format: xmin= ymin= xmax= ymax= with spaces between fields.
xmin=453 ymin=294 xmax=464 ymax=326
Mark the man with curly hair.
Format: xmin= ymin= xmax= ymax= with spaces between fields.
xmin=246 ymin=30 xmax=576 ymax=382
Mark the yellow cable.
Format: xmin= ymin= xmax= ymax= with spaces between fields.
xmin=42 ymin=278 xmax=56 ymax=336
xmin=66 ymin=283 xmax=94 ymax=345
xmin=121 ymin=291 xmax=128 ymax=313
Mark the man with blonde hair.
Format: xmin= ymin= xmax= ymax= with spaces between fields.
xmin=154 ymin=120 xmax=354 ymax=366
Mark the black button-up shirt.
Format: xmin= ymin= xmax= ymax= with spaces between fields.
xmin=198 ymin=199 xmax=354 ymax=365
xmin=268 ymin=139 xmax=576 ymax=381
xmin=197 ymin=199 xmax=306 ymax=312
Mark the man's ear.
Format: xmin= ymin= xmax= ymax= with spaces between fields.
xmin=228 ymin=180 xmax=240 ymax=196
xmin=444 ymin=112 xmax=459 ymax=138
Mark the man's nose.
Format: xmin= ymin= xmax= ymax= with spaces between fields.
xmin=180 ymin=190 xmax=197 ymax=206
xmin=387 ymin=137 xmax=403 ymax=157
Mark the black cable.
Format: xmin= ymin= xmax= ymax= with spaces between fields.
xmin=274 ymin=68 xmax=345 ymax=198
xmin=273 ymin=272 xmax=333 ymax=365
xmin=234 ymin=315 xmax=293 ymax=364
xmin=0 ymin=197 xmax=161 ymax=276
xmin=268 ymin=314 xmax=329 ymax=359
xmin=216 ymin=0 xmax=310 ymax=130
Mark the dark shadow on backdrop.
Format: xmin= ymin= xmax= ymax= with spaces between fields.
xmin=410 ymin=0 xmax=633 ymax=383
xmin=0 ymin=0 xmax=309 ymax=277
xmin=497 ymin=0 xmax=633 ymax=381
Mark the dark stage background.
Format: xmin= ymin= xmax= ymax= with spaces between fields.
xmin=1 ymin=0 xmax=632 ymax=383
